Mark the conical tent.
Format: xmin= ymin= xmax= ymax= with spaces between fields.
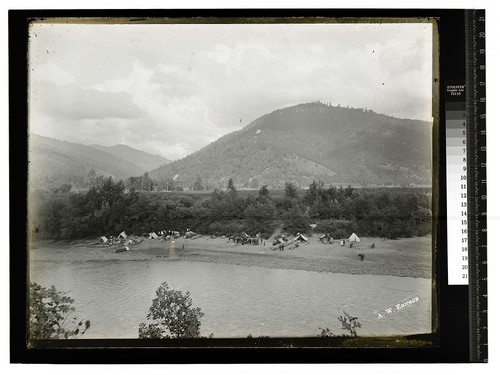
xmin=294 ymin=233 xmax=309 ymax=242
xmin=348 ymin=233 xmax=360 ymax=242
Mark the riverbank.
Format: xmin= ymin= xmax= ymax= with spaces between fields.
xmin=30 ymin=234 xmax=432 ymax=278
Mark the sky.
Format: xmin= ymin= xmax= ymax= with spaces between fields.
xmin=29 ymin=21 xmax=433 ymax=160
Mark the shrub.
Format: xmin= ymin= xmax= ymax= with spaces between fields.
xmin=318 ymin=310 xmax=362 ymax=338
xmin=318 ymin=327 xmax=335 ymax=338
xmin=338 ymin=310 xmax=362 ymax=337
xmin=138 ymin=282 xmax=204 ymax=339
xmin=29 ymin=282 xmax=90 ymax=339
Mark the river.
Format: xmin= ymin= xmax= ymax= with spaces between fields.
xmin=30 ymin=259 xmax=431 ymax=338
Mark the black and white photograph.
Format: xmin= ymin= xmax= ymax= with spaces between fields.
xmin=27 ymin=19 xmax=435 ymax=343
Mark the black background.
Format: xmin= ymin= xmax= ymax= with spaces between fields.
xmin=10 ymin=8 xmax=472 ymax=364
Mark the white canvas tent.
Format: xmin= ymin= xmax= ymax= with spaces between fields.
xmin=294 ymin=233 xmax=308 ymax=242
xmin=101 ymin=236 xmax=108 ymax=244
xmin=118 ymin=231 xmax=127 ymax=240
xmin=348 ymin=233 xmax=360 ymax=242
xmin=149 ymin=232 xmax=159 ymax=239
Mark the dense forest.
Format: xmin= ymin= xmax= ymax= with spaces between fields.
xmin=29 ymin=175 xmax=432 ymax=241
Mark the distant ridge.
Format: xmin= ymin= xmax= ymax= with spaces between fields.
xmin=28 ymin=134 xmax=169 ymax=188
xmin=149 ymin=102 xmax=432 ymax=189
xmin=90 ymin=144 xmax=170 ymax=172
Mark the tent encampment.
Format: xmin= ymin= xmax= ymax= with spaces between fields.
xmin=348 ymin=233 xmax=360 ymax=242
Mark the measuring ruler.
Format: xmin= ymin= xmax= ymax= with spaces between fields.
xmin=445 ymin=9 xmax=486 ymax=363
xmin=445 ymin=82 xmax=468 ymax=285
xmin=465 ymin=9 xmax=487 ymax=363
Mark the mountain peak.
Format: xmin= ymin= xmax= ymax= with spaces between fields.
xmin=150 ymin=102 xmax=432 ymax=189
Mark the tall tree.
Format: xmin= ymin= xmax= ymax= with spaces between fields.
xmin=193 ymin=176 xmax=204 ymax=191
xmin=227 ymin=178 xmax=236 ymax=194
xmin=284 ymin=182 xmax=299 ymax=200
xmin=304 ymin=180 xmax=323 ymax=206
xmin=141 ymin=172 xmax=154 ymax=191
xmin=258 ymin=185 xmax=269 ymax=199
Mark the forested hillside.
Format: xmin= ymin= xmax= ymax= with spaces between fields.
xmin=28 ymin=134 xmax=167 ymax=188
xmin=150 ymin=102 xmax=432 ymax=189
xmin=90 ymin=144 xmax=170 ymax=172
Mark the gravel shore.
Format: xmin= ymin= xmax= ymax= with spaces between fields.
xmin=31 ymin=234 xmax=432 ymax=279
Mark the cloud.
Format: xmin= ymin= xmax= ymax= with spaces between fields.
xmin=31 ymin=62 xmax=75 ymax=85
xmin=28 ymin=22 xmax=434 ymax=160
xmin=31 ymin=80 xmax=146 ymax=120
xmin=90 ymin=61 xmax=225 ymax=158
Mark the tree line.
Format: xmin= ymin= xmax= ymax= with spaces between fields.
xmin=30 ymin=176 xmax=431 ymax=241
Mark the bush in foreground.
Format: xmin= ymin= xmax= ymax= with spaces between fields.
xmin=138 ymin=282 xmax=204 ymax=339
xmin=29 ymin=282 xmax=90 ymax=339
xmin=319 ymin=310 xmax=362 ymax=338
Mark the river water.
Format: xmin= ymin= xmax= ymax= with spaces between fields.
xmin=30 ymin=260 xmax=431 ymax=338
